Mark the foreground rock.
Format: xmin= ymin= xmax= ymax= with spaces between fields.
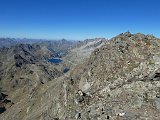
xmin=66 ymin=32 xmax=160 ymax=120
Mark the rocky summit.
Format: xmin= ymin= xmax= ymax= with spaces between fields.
xmin=1 ymin=32 xmax=160 ymax=120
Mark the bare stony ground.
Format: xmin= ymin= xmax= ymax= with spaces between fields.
xmin=1 ymin=32 xmax=160 ymax=120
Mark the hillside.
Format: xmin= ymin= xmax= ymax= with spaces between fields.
xmin=0 ymin=42 xmax=72 ymax=115
xmin=64 ymin=38 xmax=106 ymax=66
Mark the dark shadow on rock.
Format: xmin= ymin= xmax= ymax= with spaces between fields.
xmin=0 ymin=107 xmax=6 ymax=114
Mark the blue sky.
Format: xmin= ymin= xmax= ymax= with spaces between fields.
xmin=0 ymin=0 xmax=159 ymax=40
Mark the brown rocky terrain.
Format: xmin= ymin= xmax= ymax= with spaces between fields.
xmin=0 ymin=43 xmax=64 ymax=114
xmin=1 ymin=32 xmax=160 ymax=120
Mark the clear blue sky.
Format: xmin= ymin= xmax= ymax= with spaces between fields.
xmin=0 ymin=0 xmax=159 ymax=40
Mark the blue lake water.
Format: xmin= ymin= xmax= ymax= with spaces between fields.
xmin=48 ymin=58 xmax=63 ymax=63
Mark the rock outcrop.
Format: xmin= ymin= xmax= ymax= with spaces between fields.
xmin=66 ymin=32 xmax=160 ymax=120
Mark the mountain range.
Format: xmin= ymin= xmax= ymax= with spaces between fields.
xmin=1 ymin=32 xmax=160 ymax=120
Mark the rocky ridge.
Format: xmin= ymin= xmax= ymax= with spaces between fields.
xmin=66 ymin=32 xmax=160 ymax=120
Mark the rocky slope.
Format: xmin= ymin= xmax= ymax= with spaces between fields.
xmin=1 ymin=32 xmax=160 ymax=120
xmin=64 ymin=38 xmax=106 ymax=66
xmin=66 ymin=32 xmax=160 ymax=120
xmin=37 ymin=39 xmax=76 ymax=57
xmin=0 ymin=43 xmax=65 ymax=114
